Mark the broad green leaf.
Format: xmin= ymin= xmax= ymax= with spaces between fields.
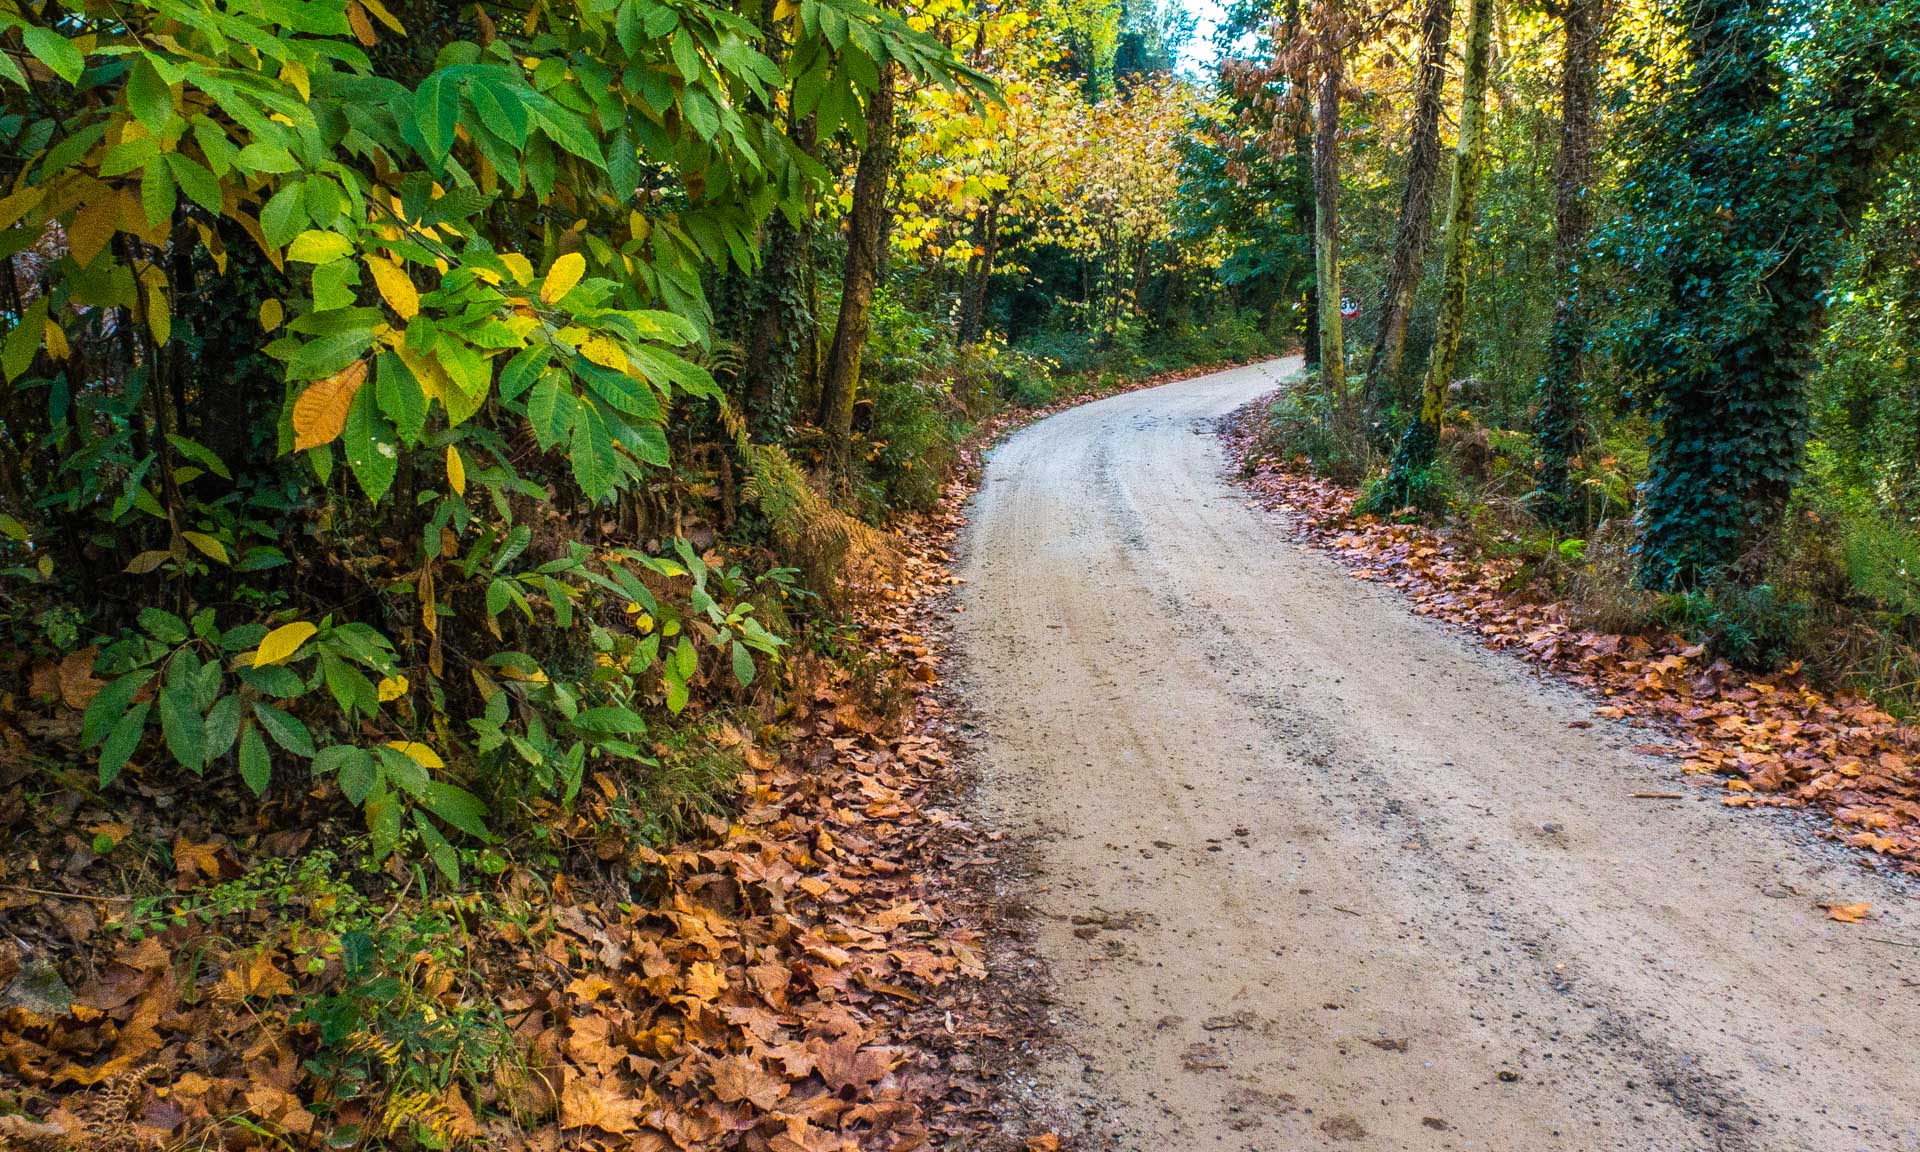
xmin=22 ymin=27 xmax=84 ymax=84
xmin=159 ymin=685 xmax=206 ymax=772
xmin=343 ymin=382 xmax=398 ymax=503
xmin=99 ymin=703 xmax=151 ymax=787
xmin=252 ymin=701 xmax=315 ymax=758
xmin=238 ymin=720 xmax=271 ymax=795
xmin=415 ymin=69 xmax=462 ymax=167
xmin=423 ymin=781 xmax=490 ymax=840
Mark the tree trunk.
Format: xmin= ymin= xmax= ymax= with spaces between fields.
xmin=1284 ymin=0 xmax=1319 ymax=369
xmin=1372 ymin=0 xmax=1494 ymax=510
xmin=742 ymin=110 xmax=818 ymax=439
xmin=1361 ymin=0 xmax=1454 ymax=424
xmin=1633 ymin=0 xmax=1917 ymax=589
xmin=818 ymin=65 xmax=897 ymax=476
xmin=1313 ymin=46 xmax=1345 ymax=398
xmin=958 ymin=192 xmax=1002 ymax=344
xmin=1529 ymin=0 xmax=1605 ymax=525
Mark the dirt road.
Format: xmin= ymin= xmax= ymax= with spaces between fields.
xmin=952 ymin=358 xmax=1920 ymax=1151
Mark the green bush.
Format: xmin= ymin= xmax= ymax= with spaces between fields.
xmin=1260 ymin=384 xmax=1372 ymax=484
xmin=1660 ymin=584 xmax=1808 ymax=671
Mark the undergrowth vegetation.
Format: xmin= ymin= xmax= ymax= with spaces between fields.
xmin=0 ymin=0 xmax=1273 ymax=1139
xmin=1228 ymin=0 xmax=1920 ymax=711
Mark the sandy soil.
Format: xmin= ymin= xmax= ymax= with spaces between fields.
xmin=950 ymin=357 xmax=1920 ymax=1152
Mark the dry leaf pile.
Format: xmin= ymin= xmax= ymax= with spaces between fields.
xmin=1225 ymin=402 xmax=1920 ymax=869
xmin=1 ymin=576 xmax=996 ymax=1150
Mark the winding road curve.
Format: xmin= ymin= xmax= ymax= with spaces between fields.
xmin=953 ymin=357 xmax=1920 ymax=1151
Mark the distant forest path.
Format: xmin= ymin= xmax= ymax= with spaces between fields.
xmin=952 ymin=357 xmax=1920 ymax=1151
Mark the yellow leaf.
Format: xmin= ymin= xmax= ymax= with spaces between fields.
xmin=146 ymin=282 xmax=170 ymax=346
xmin=359 ymin=0 xmax=406 ymax=33
xmin=259 ymin=298 xmax=284 ymax=331
xmin=366 ymin=255 xmax=420 ymax=319
xmin=499 ymin=252 xmax=533 ymax=284
xmin=287 ymin=230 xmax=352 ymax=264
xmin=43 ymin=319 xmax=68 ymax=360
xmin=395 ymin=345 xmax=447 ymax=404
xmin=66 ymin=195 xmax=119 ymax=268
xmin=280 ymin=59 xmax=311 ymax=101
xmin=376 ymin=674 xmax=409 ymax=702
xmin=181 ymin=531 xmax=228 ymax=564
xmin=446 ymin=445 xmax=466 ymax=495
xmin=292 ymin=360 xmax=369 ymax=450
xmin=540 ymin=252 xmax=585 ymax=304
xmin=0 ymin=185 xmax=43 ymax=232
xmin=579 ymin=334 xmax=628 ymax=372
xmin=251 ymin=621 xmax=317 ymax=667
xmin=385 ymin=740 xmax=444 ymax=769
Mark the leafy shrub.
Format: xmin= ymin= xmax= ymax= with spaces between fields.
xmin=70 ymin=539 xmax=786 ymax=884
xmin=1566 ymin=518 xmax=1663 ymax=633
xmin=1357 ymin=458 xmax=1455 ymax=518
xmin=1259 ymin=382 xmax=1372 ymax=484
xmin=863 ymin=373 xmax=965 ymax=511
xmin=1660 ymin=583 xmax=1808 ymax=671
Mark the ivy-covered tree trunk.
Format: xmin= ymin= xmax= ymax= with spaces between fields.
xmin=1312 ymin=44 xmax=1345 ymax=397
xmin=1371 ymin=0 xmax=1494 ymax=510
xmin=1631 ymin=0 xmax=1920 ymax=589
xmin=1529 ymin=0 xmax=1605 ymax=526
xmin=819 ymin=64 xmax=898 ymax=476
xmin=741 ymin=115 xmax=818 ymax=439
xmin=1361 ymin=0 xmax=1454 ymax=425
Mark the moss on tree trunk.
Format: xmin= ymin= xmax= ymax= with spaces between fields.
xmin=819 ymin=64 xmax=898 ymax=479
xmin=1370 ymin=0 xmax=1494 ymax=513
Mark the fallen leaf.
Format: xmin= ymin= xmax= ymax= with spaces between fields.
xmin=1821 ymin=901 xmax=1872 ymax=923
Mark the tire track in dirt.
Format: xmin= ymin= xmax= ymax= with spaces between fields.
xmin=953 ymin=357 xmax=1920 ymax=1151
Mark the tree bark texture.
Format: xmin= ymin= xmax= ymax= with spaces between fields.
xmin=818 ymin=65 xmax=897 ymax=475
xmin=1530 ymin=0 xmax=1606 ymax=524
xmin=1361 ymin=0 xmax=1455 ymax=420
xmin=1374 ymin=0 xmax=1495 ymax=506
xmin=1313 ymin=49 xmax=1345 ymax=397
